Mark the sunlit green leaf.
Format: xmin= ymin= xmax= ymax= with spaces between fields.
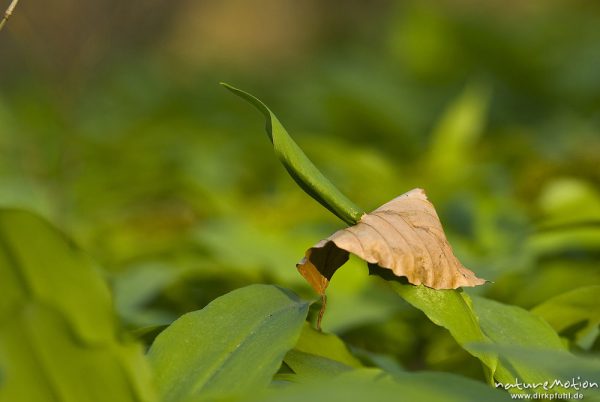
xmin=290 ymin=322 xmax=363 ymax=368
xmin=387 ymin=281 xmax=566 ymax=389
xmin=470 ymin=295 xmax=566 ymax=387
xmin=531 ymin=286 xmax=600 ymax=349
xmin=468 ymin=344 xmax=600 ymax=401
xmin=386 ymin=282 xmax=496 ymax=383
xmin=0 ymin=209 xmax=154 ymax=402
xmin=147 ymin=284 xmax=309 ymax=402
xmin=471 ymin=296 xmax=565 ymax=350
xmin=221 ymin=83 xmax=364 ymax=225
xmin=537 ymin=178 xmax=600 ymax=229
xmin=426 ymin=82 xmax=490 ymax=185
xmin=253 ymin=368 xmax=511 ymax=402
xmin=283 ymin=350 xmax=354 ymax=381
xmin=281 ymin=322 xmax=362 ymax=382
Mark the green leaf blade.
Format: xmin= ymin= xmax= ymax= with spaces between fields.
xmin=283 ymin=350 xmax=354 ymax=382
xmin=468 ymin=344 xmax=600 ymax=401
xmin=255 ymin=369 xmax=512 ymax=402
xmin=470 ymin=295 xmax=566 ymax=387
xmin=531 ymin=285 xmax=600 ymax=349
xmin=280 ymin=322 xmax=363 ymax=383
xmin=221 ymin=83 xmax=364 ymax=225
xmin=291 ymin=322 xmax=363 ymax=368
xmin=388 ymin=282 xmax=497 ymax=381
xmin=147 ymin=284 xmax=309 ymax=402
xmin=471 ymin=296 xmax=565 ymax=351
xmin=0 ymin=209 xmax=154 ymax=402
xmin=388 ymin=281 xmax=568 ymax=391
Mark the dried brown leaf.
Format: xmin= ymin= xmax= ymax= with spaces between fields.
xmin=297 ymin=188 xmax=487 ymax=294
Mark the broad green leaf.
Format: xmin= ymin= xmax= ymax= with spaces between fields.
xmin=531 ymin=286 xmax=600 ymax=349
xmin=389 ymin=371 xmax=512 ymax=402
xmin=221 ymin=83 xmax=364 ymax=225
xmin=290 ymin=322 xmax=363 ymax=368
xmin=0 ymin=305 xmax=153 ymax=402
xmin=470 ymin=295 xmax=566 ymax=387
xmin=281 ymin=323 xmax=362 ymax=382
xmin=0 ymin=209 xmax=154 ymax=402
xmin=471 ymin=296 xmax=565 ymax=350
xmin=282 ymin=350 xmax=354 ymax=381
xmin=253 ymin=368 xmax=511 ymax=402
xmin=529 ymin=177 xmax=600 ymax=260
xmin=426 ymin=82 xmax=490 ymax=185
xmin=387 ymin=282 xmax=496 ymax=382
xmin=387 ymin=280 xmax=566 ymax=389
xmin=0 ymin=211 xmax=112 ymax=341
xmin=537 ymin=177 xmax=600 ymax=229
xmin=468 ymin=344 xmax=600 ymax=401
xmin=147 ymin=284 xmax=309 ymax=402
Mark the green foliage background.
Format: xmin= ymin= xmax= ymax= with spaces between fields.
xmin=0 ymin=1 xmax=599 ymax=401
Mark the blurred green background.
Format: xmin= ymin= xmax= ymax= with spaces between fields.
xmin=1 ymin=0 xmax=599 ymax=373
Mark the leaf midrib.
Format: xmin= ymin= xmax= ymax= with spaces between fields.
xmin=168 ymin=299 xmax=306 ymax=400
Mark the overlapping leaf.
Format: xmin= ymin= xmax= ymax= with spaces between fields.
xmin=253 ymin=369 xmax=512 ymax=402
xmin=531 ymin=286 xmax=600 ymax=349
xmin=468 ymin=344 xmax=600 ymax=401
xmin=0 ymin=209 xmax=154 ymax=402
xmin=386 ymin=280 xmax=568 ymax=390
xmin=147 ymin=284 xmax=309 ymax=402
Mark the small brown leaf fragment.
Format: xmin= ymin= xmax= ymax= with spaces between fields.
xmin=297 ymin=188 xmax=487 ymax=294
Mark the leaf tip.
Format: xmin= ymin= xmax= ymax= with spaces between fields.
xmin=219 ymin=81 xmax=235 ymax=91
xmin=220 ymin=83 xmax=271 ymax=121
